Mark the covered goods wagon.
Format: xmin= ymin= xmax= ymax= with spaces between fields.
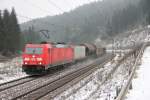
xmin=73 ymin=45 xmax=86 ymax=60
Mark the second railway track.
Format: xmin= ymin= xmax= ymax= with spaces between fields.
xmin=0 ymin=76 xmax=34 ymax=92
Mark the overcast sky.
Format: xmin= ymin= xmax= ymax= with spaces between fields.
xmin=0 ymin=0 xmax=102 ymax=23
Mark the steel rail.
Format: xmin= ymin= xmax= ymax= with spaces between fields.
xmin=0 ymin=55 xmax=109 ymax=100
xmin=18 ymin=55 xmax=112 ymax=100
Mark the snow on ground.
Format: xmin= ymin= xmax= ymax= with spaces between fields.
xmin=54 ymin=58 xmax=117 ymax=100
xmin=54 ymin=53 xmax=135 ymax=100
xmin=89 ymin=55 xmax=135 ymax=100
xmin=0 ymin=57 xmax=27 ymax=84
xmin=126 ymin=47 xmax=150 ymax=100
xmin=111 ymin=26 xmax=150 ymax=49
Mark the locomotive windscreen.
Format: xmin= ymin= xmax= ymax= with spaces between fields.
xmin=25 ymin=47 xmax=43 ymax=54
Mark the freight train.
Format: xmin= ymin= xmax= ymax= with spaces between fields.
xmin=22 ymin=42 xmax=106 ymax=74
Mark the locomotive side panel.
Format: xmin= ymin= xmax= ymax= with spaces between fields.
xmin=65 ymin=48 xmax=74 ymax=61
xmin=51 ymin=48 xmax=60 ymax=65
xmin=51 ymin=47 xmax=74 ymax=67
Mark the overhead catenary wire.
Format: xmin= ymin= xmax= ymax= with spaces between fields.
xmin=7 ymin=0 xmax=104 ymax=41
xmin=15 ymin=13 xmax=52 ymax=27
xmin=47 ymin=0 xmax=92 ymax=26
xmin=16 ymin=14 xmax=51 ymax=39
xmin=0 ymin=10 xmax=33 ymax=21
xmin=16 ymin=14 xmax=34 ymax=20
xmin=11 ymin=0 xmax=95 ymax=25
xmin=9 ymin=0 xmax=48 ymax=24
xmin=47 ymin=0 xmax=79 ymax=26
xmin=63 ymin=0 xmax=74 ymax=9
xmin=47 ymin=0 xmax=64 ymax=13
xmin=12 ymin=0 xmax=102 ymax=28
xmin=8 ymin=0 xmax=58 ymax=40
xmin=23 ymin=0 xmax=52 ymax=15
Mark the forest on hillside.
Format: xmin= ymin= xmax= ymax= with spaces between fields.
xmin=21 ymin=0 xmax=143 ymax=44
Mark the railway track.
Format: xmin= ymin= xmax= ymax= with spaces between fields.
xmin=0 ymin=58 xmax=11 ymax=62
xmin=0 ymin=76 xmax=34 ymax=92
xmin=0 ymin=54 xmax=112 ymax=100
xmin=0 ymin=56 xmax=16 ymax=62
xmin=0 ymin=56 xmax=91 ymax=90
xmin=41 ymin=57 xmax=114 ymax=100
xmin=26 ymin=56 xmax=113 ymax=100
xmin=0 ymin=56 xmax=97 ymax=92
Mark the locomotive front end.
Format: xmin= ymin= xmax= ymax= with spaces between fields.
xmin=22 ymin=44 xmax=48 ymax=74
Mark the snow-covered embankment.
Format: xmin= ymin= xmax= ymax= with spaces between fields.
xmin=54 ymin=53 xmax=135 ymax=100
xmin=0 ymin=57 xmax=27 ymax=84
xmin=127 ymin=47 xmax=150 ymax=100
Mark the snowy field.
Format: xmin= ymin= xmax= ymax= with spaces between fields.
xmin=0 ymin=57 xmax=27 ymax=84
xmin=126 ymin=47 xmax=150 ymax=100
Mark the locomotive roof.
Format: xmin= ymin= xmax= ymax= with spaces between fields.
xmin=25 ymin=43 xmax=71 ymax=48
xmin=26 ymin=43 xmax=52 ymax=48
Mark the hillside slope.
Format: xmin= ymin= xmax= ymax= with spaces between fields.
xmin=21 ymin=0 xmax=141 ymax=43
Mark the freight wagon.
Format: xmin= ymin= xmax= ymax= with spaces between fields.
xmin=73 ymin=45 xmax=86 ymax=60
xmin=81 ymin=43 xmax=96 ymax=56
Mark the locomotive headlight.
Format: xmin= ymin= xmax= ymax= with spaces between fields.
xmin=24 ymin=57 xmax=30 ymax=61
xmin=37 ymin=58 xmax=43 ymax=61
xmin=25 ymin=62 xmax=28 ymax=64
xmin=39 ymin=62 xmax=42 ymax=65
xmin=32 ymin=55 xmax=35 ymax=58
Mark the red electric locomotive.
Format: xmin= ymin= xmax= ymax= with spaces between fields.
xmin=22 ymin=42 xmax=106 ymax=74
xmin=22 ymin=43 xmax=74 ymax=74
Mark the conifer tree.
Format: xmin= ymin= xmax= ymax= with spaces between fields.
xmin=0 ymin=8 xmax=21 ymax=54
xmin=0 ymin=10 xmax=4 ymax=51
xmin=3 ymin=9 xmax=11 ymax=52
xmin=10 ymin=8 xmax=21 ymax=52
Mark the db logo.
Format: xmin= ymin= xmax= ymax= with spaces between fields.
xmin=31 ymin=58 xmax=36 ymax=61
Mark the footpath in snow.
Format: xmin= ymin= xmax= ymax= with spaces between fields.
xmin=127 ymin=47 xmax=150 ymax=100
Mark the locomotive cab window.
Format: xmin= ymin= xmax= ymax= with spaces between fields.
xmin=25 ymin=47 xmax=43 ymax=54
